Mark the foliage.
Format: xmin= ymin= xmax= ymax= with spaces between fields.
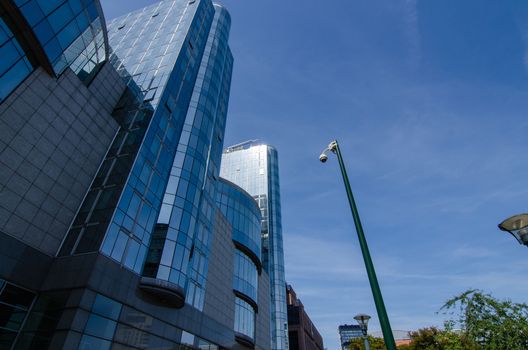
xmin=441 ymin=289 xmax=528 ymax=350
xmin=348 ymin=335 xmax=386 ymax=350
xmin=403 ymin=325 xmax=477 ymax=350
xmin=348 ymin=290 xmax=528 ymax=350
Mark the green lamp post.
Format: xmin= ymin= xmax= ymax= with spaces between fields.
xmin=319 ymin=140 xmax=396 ymax=350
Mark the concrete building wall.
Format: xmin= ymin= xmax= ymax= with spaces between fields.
xmin=203 ymin=209 xmax=236 ymax=331
xmin=256 ymin=269 xmax=272 ymax=350
xmin=31 ymin=251 xmax=237 ymax=349
xmin=0 ymin=64 xmax=125 ymax=255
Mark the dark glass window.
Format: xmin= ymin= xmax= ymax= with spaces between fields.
xmin=92 ymin=294 xmax=122 ymax=321
xmin=57 ymin=19 xmax=80 ymax=49
xmin=78 ymin=334 xmax=111 ymax=350
xmin=43 ymin=38 xmax=62 ymax=61
xmin=0 ymin=280 xmax=36 ymax=349
xmin=19 ymin=1 xmax=44 ymax=26
xmin=36 ymin=0 xmax=65 ymax=16
xmin=0 ymin=18 xmax=33 ymax=96
xmin=0 ymin=41 xmax=22 ymax=75
xmin=0 ymin=329 xmax=17 ymax=349
xmin=84 ymin=314 xmax=117 ymax=339
xmin=69 ymin=0 xmax=83 ymax=14
xmin=0 ymin=303 xmax=26 ymax=330
xmin=34 ymin=19 xmax=54 ymax=44
xmin=48 ymin=2 xmax=74 ymax=32
xmin=86 ymin=3 xmax=98 ymax=20
xmin=0 ymin=284 xmax=35 ymax=309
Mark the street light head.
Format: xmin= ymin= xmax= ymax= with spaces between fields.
xmin=319 ymin=153 xmax=328 ymax=163
xmin=354 ymin=313 xmax=371 ymax=330
xmin=498 ymin=213 xmax=528 ymax=246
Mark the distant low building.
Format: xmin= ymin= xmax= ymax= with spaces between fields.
xmin=371 ymin=330 xmax=411 ymax=346
xmin=286 ymin=284 xmax=324 ymax=350
xmin=338 ymin=324 xmax=363 ymax=350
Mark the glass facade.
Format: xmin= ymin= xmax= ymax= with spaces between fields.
xmin=0 ymin=279 xmax=36 ymax=349
xmin=15 ymin=0 xmax=107 ymax=82
xmin=234 ymin=297 xmax=255 ymax=340
xmin=220 ymin=142 xmax=288 ymax=350
xmin=0 ymin=12 xmax=33 ymax=102
xmin=1 ymin=0 xmax=108 ymax=101
xmin=100 ymin=0 xmax=214 ymax=277
xmin=216 ymin=178 xmax=262 ymax=261
xmin=140 ymin=3 xmax=233 ymax=311
xmin=78 ymin=294 xmax=122 ymax=349
xmin=233 ymin=250 xmax=258 ymax=302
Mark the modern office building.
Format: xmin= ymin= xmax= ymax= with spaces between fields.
xmin=338 ymin=324 xmax=363 ymax=350
xmin=285 ymin=285 xmax=324 ymax=350
xmin=220 ymin=141 xmax=288 ymax=350
xmin=0 ymin=0 xmax=271 ymax=349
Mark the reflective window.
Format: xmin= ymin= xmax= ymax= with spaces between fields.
xmin=216 ymin=179 xmax=262 ymax=261
xmin=14 ymin=290 xmax=70 ymax=348
xmin=180 ymin=331 xmax=194 ymax=346
xmin=78 ymin=334 xmax=111 ymax=350
xmin=196 ymin=337 xmax=218 ymax=350
xmin=234 ymin=297 xmax=255 ymax=340
xmin=0 ymin=15 xmax=33 ymax=102
xmin=14 ymin=0 xmax=107 ymax=83
xmin=84 ymin=314 xmax=117 ymax=339
xmin=233 ymin=250 xmax=258 ymax=302
xmin=92 ymin=294 xmax=122 ymax=321
xmin=134 ymin=0 xmax=216 ymax=300
xmin=0 ymin=279 xmax=36 ymax=349
xmin=76 ymin=293 xmax=124 ymax=350
xmin=142 ymin=3 xmax=233 ymax=312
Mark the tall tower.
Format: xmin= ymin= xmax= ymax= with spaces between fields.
xmin=221 ymin=141 xmax=288 ymax=350
xmin=59 ymin=0 xmax=233 ymax=311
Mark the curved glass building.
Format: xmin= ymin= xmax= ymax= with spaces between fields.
xmin=217 ymin=178 xmax=262 ymax=346
xmin=221 ymin=141 xmax=289 ymax=350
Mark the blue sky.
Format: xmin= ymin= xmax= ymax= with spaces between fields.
xmin=102 ymin=1 xmax=528 ymax=349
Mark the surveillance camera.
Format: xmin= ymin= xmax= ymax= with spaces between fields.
xmin=319 ymin=153 xmax=328 ymax=163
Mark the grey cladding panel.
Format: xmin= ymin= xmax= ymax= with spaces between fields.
xmin=0 ymin=65 xmax=125 ymax=255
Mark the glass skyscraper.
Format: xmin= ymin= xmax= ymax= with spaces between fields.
xmin=0 ymin=1 xmax=271 ymax=349
xmin=221 ymin=141 xmax=288 ymax=350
